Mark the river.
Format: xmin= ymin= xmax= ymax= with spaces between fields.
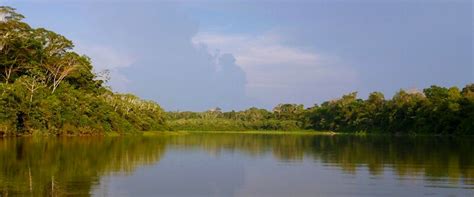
xmin=0 ymin=133 xmax=473 ymax=196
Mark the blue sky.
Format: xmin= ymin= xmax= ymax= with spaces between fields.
xmin=3 ymin=0 xmax=473 ymax=111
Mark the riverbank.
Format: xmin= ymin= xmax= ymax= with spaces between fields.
xmin=141 ymin=130 xmax=474 ymax=138
xmin=142 ymin=130 xmax=337 ymax=136
xmin=2 ymin=129 xmax=473 ymax=138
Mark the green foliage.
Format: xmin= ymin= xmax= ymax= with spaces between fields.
xmin=0 ymin=8 xmax=166 ymax=136
xmin=168 ymin=84 xmax=473 ymax=135
xmin=306 ymin=85 xmax=474 ymax=135
xmin=167 ymin=107 xmax=302 ymax=131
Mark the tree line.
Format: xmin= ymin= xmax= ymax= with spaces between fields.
xmin=168 ymin=85 xmax=474 ymax=135
xmin=306 ymin=86 xmax=473 ymax=135
xmin=167 ymin=104 xmax=305 ymax=131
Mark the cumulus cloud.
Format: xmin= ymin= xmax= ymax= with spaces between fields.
xmin=193 ymin=31 xmax=359 ymax=108
xmin=78 ymin=4 xmax=254 ymax=111
xmin=74 ymin=42 xmax=134 ymax=92
xmin=193 ymin=32 xmax=323 ymax=68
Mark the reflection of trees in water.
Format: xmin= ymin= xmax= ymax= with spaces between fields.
xmin=0 ymin=134 xmax=473 ymax=196
xmin=167 ymin=134 xmax=474 ymax=185
xmin=0 ymin=137 xmax=167 ymax=196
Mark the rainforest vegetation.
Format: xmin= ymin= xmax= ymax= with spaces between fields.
xmin=168 ymin=84 xmax=474 ymax=135
xmin=0 ymin=7 xmax=473 ymax=136
xmin=0 ymin=7 xmax=166 ymax=136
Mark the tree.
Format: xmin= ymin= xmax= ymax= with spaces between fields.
xmin=43 ymin=52 xmax=82 ymax=93
xmin=0 ymin=15 xmax=32 ymax=86
xmin=360 ymin=92 xmax=386 ymax=131
xmin=20 ymin=75 xmax=45 ymax=104
xmin=273 ymin=104 xmax=304 ymax=120
xmin=0 ymin=6 xmax=24 ymax=22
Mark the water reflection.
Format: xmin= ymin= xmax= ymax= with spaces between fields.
xmin=0 ymin=134 xmax=473 ymax=196
xmin=167 ymin=133 xmax=474 ymax=182
xmin=0 ymin=137 xmax=166 ymax=196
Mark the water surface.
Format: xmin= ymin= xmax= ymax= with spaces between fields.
xmin=0 ymin=133 xmax=473 ymax=196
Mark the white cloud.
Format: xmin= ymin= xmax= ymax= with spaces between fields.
xmin=193 ymin=31 xmax=359 ymax=107
xmin=74 ymin=42 xmax=135 ymax=92
xmin=193 ymin=32 xmax=322 ymax=68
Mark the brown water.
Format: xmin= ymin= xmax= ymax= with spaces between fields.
xmin=0 ymin=133 xmax=473 ymax=196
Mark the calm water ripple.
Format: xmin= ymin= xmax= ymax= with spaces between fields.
xmin=0 ymin=133 xmax=473 ymax=196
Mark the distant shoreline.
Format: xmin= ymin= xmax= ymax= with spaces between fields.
xmin=2 ymin=130 xmax=473 ymax=138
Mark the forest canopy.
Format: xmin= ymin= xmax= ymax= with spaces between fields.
xmin=168 ymin=85 xmax=474 ymax=135
xmin=0 ymin=6 xmax=166 ymax=136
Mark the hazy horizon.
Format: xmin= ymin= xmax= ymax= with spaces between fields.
xmin=4 ymin=0 xmax=472 ymax=111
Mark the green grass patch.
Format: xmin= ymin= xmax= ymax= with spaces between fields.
xmin=171 ymin=130 xmax=338 ymax=135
